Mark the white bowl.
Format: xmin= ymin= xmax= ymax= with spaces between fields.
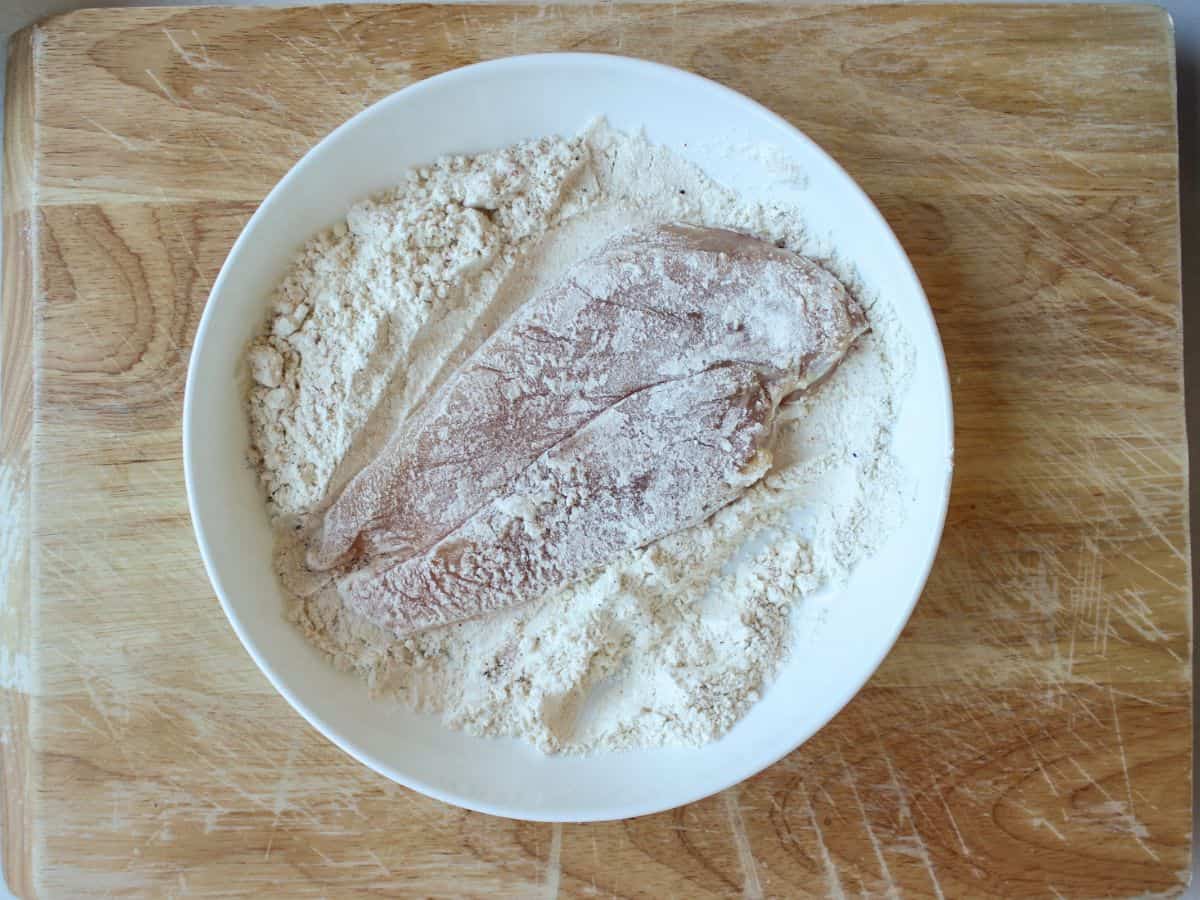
xmin=184 ymin=53 xmax=953 ymax=821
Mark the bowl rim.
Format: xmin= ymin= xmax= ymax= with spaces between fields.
xmin=183 ymin=50 xmax=955 ymax=822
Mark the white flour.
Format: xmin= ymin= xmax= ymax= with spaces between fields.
xmin=247 ymin=121 xmax=912 ymax=753
xmin=247 ymin=136 xmax=595 ymax=515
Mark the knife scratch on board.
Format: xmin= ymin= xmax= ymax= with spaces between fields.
xmin=838 ymin=746 xmax=900 ymax=900
xmin=145 ymin=68 xmax=183 ymax=107
xmin=799 ymin=781 xmax=847 ymax=900
xmin=877 ymin=741 xmax=946 ymax=900
xmin=1108 ymin=687 xmax=1159 ymax=861
xmin=723 ymin=788 xmax=764 ymax=900
xmin=271 ymin=739 xmax=300 ymax=822
xmin=543 ymin=822 xmax=562 ymax=899
xmin=163 ymin=29 xmax=229 ymax=72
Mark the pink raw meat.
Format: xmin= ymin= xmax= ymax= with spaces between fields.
xmin=308 ymin=224 xmax=867 ymax=635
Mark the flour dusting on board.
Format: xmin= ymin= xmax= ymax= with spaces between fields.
xmin=246 ymin=121 xmax=912 ymax=753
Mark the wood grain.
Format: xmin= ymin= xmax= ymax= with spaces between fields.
xmin=2 ymin=4 xmax=1189 ymax=897
xmin=1 ymin=23 xmax=36 ymax=900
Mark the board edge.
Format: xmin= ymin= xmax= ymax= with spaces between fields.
xmin=2 ymin=21 xmax=39 ymax=900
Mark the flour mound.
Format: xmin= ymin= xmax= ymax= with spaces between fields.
xmin=246 ymin=136 xmax=593 ymax=515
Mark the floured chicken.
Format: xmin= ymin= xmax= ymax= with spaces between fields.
xmin=308 ymin=224 xmax=867 ymax=635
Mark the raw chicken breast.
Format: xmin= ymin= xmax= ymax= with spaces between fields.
xmin=341 ymin=364 xmax=775 ymax=634
xmin=308 ymin=223 xmax=867 ymax=635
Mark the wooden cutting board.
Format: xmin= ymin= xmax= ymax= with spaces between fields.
xmin=1 ymin=4 xmax=1189 ymax=897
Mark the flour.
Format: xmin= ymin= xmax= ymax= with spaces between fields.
xmin=248 ymin=121 xmax=912 ymax=754
xmin=246 ymin=136 xmax=595 ymax=515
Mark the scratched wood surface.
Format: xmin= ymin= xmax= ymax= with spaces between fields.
xmin=0 ymin=4 xmax=1189 ymax=897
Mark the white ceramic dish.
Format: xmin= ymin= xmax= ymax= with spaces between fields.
xmin=184 ymin=53 xmax=953 ymax=822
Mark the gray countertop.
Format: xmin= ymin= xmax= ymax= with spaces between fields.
xmin=1 ymin=1 xmax=1195 ymax=897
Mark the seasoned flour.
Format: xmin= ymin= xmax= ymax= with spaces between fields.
xmin=247 ymin=121 xmax=912 ymax=753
